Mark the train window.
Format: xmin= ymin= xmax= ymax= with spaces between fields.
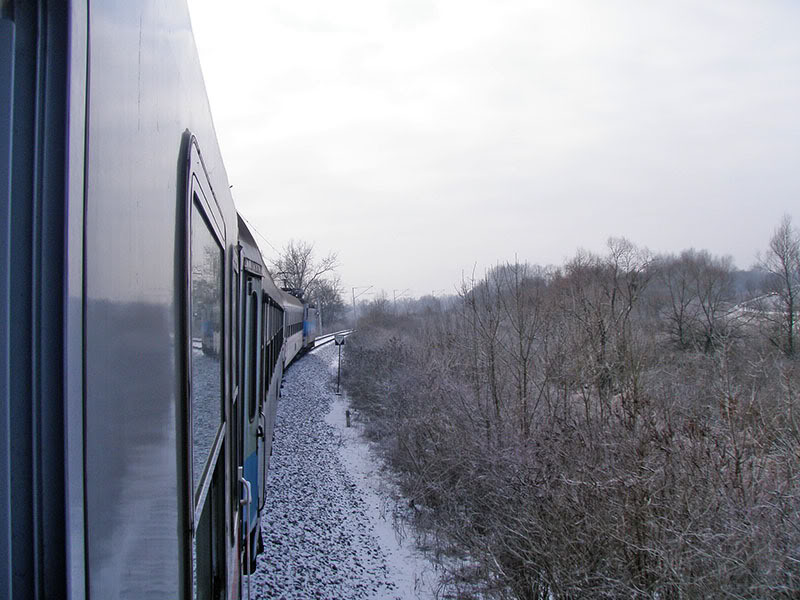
xmin=190 ymin=205 xmax=223 ymax=498
xmin=230 ymin=267 xmax=240 ymax=546
xmin=270 ymin=306 xmax=275 ymax=375
xmin=248 ymin=291 xmax=258 ymax=421
xmin=262 ymin=299 xmax=269 ymax=397
xmin=233 ymin=267 xmax=239 ymax=390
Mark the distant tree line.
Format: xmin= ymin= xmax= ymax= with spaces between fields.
xmin=342 ymin=216 xmax=800 ymax=599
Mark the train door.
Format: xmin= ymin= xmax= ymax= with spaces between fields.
xmin=260 ymin=300 xmax=282 ymax=502
xmin=258 ymin=299 xmax=269 ymax=515
xmin=186 ymin=158 xmax=227 ymax=600
xmin=241 ymin=268 xmax=262 ymax=574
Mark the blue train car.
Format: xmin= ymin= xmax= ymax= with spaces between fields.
xmin=236 ymin=215 xmax=284 ymax=574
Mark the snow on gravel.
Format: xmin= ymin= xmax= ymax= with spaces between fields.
xmin=251 ymin=343 xmax=441 ymax=600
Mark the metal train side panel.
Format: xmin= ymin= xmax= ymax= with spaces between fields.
xmin=281 ymin=290 xmax=305 ymax=366
xmin=1 ymin=2 xmax=74 ymax=597
xmin=0 ymin=14 xmax=13 ymax=600
xmin=83 ymin=1 xmax=238 ymax=597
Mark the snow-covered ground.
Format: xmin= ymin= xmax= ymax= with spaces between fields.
xmin=251 ymin=343 xmax=441 ymax=599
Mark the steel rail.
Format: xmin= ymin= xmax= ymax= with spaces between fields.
xmin=313 ymin=329 xmax=353 ymax=348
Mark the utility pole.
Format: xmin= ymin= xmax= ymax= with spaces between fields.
xmin=351 ymin=286 xmax=372 ymax=330
xmin=393 ymin=288 xmax=410 ymax=313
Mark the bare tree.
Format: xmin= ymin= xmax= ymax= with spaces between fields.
xmin=759 ymin=214 xmax=800 ymax=356
xmin=689 ymin=250 xmax=736 ymax=353
xmin=655 ymin=252 xmax=701 ymax=349
xmin=655 ymin=249 xmax=736 ymax=353
xmin=460 ymin=271 xmax=507 ymax=444
xmin=308 ymin=274 xmax=346 ymax=328
xmin=493 ymin=262 xmax=550 ymax=438
xmin=558 ymin=238 xmax=651 ymax=424
xmin=270 ymin=239 xmax=338 ymax=299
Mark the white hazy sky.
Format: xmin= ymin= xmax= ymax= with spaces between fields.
xmin=187 ymin=0 xmax=800 ymax=298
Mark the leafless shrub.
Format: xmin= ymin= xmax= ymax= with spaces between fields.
xmin=341 ymin=234 xmax=800 ymax=599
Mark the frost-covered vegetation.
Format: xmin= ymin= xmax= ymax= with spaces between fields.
xmin=342 ymin=224 xmax=800 ymax=599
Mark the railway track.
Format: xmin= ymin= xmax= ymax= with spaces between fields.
xmin=313 ymin=329 xmax=353 ymax=348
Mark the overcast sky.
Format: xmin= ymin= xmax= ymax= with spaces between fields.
xmin=187 ymin=0 xmax=800 ymax=298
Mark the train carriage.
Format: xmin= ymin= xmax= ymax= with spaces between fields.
xmin=0 ymin=1 xmax=282 ymax=598
xmin=235 ymin=215 xmax=284 ymax=574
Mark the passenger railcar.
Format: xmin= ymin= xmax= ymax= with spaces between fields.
xmin=281 ymin=290 xmax=306 ymax=366
xmin=235 ymin=215 xmax=284 ymax=575
xmin=0 ymin=2 xmax=304 ymax=598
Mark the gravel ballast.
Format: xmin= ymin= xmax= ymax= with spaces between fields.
xmin=250 ymin=344 xmax=439 ymax=600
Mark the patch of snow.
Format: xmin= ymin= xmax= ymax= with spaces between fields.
xmin=251 ymin=344 xmax=441 ymax=599
xmin=325 ymin=383 xmax=441 ymax=600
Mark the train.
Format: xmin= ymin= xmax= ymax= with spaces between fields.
xmin=1 ymin=2 xmax=322 ymax=598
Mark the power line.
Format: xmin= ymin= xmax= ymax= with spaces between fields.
xmin=240 ymin=213 xmax=280 ymax=255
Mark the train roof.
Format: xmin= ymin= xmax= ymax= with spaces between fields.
xmin=279 ymin=288 xmax=304 ymax=311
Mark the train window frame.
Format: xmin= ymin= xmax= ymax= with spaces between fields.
xmin=247 ymin=288 xmax=259 ymax=423
xmin=232 ymin=259 xmax=239 ymax=394
xmin=182 ymin=137 xmax=229 ymax=599
xmin=189 ymin=204 xmax=225 ymax=507
xmin=186 ymin=148 xmax=227 ymax=500
xmin=261 ymin=298 xmax=267 ymax=397
xmin=230 ymin=255 xmax=240 ymax=546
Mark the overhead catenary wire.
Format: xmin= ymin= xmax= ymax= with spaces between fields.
xmin=240 ymin=213 xmax=280 ymax=255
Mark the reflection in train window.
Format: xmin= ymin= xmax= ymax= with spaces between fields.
xmin=233 ymin=268 xmax=239 ymax=390
xmin=191 ymin=205 xmax=223 ymax=497
xmin=248 ymin=290 xmax=258 ymax=421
